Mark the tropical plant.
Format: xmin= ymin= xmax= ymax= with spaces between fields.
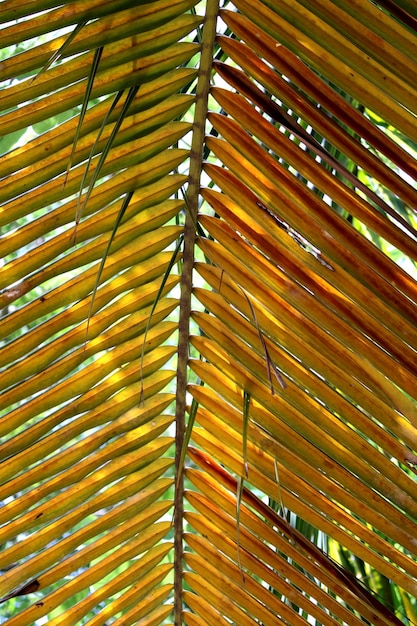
xmin=1 ymin=0 xmax=417 ymax=624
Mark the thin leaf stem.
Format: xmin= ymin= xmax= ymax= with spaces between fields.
xmin=173 ymin=1 xmax=219 ymax=624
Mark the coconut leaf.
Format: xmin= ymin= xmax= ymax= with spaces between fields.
xmin=1 ymin=1 xmax=416 ymax=624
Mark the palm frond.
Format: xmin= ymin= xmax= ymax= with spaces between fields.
xmin=1 ymin=1 xmax=416 ymax=624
